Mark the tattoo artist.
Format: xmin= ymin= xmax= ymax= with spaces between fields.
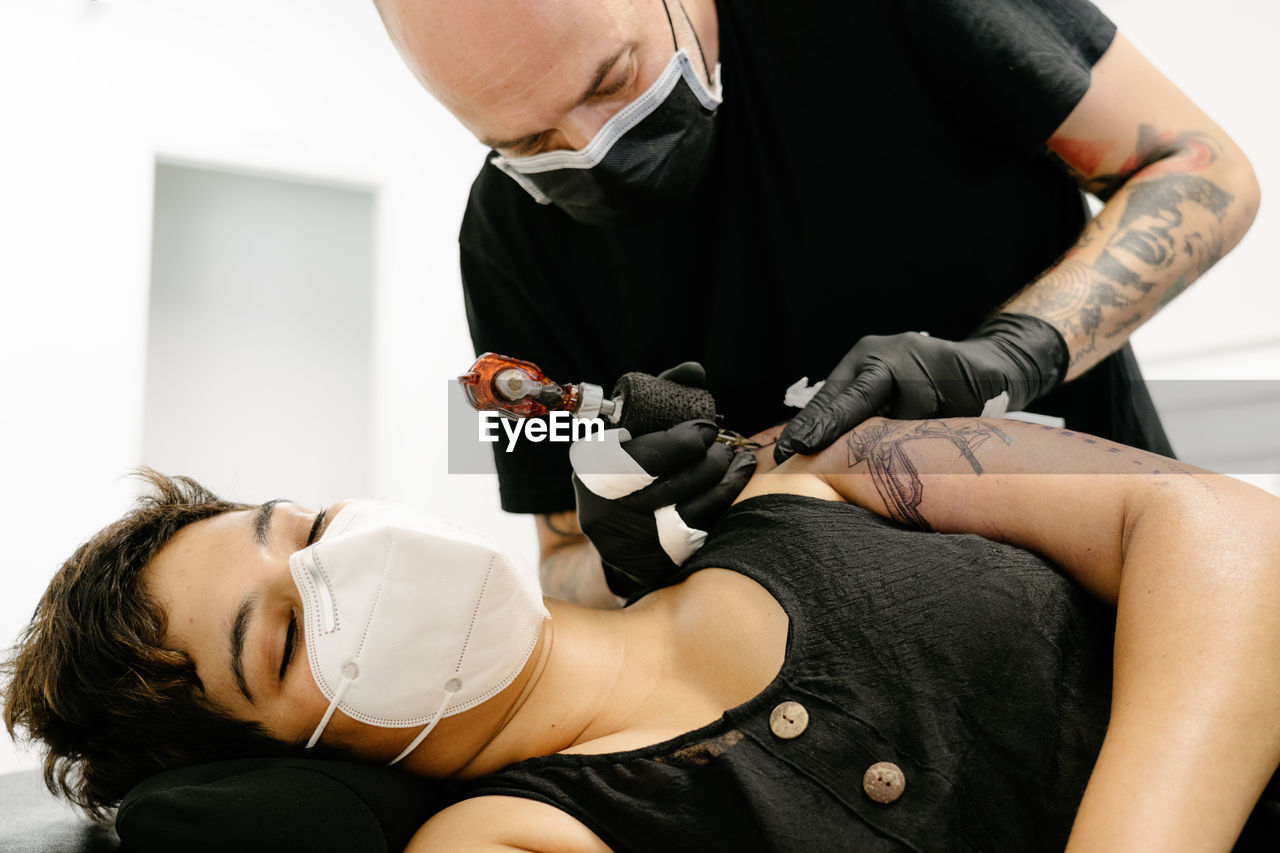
xmin=373 ymin=0 xmax=1259 ymax=606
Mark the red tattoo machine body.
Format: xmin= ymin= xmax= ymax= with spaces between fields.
xmin=459 ymin=353 xmax=756 ymax=443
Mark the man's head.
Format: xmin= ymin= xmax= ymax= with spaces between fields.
xmin=375 ymin=0 xmax=718 ymax=157
xmin=0 ymin=471 xmax=301 ymax=818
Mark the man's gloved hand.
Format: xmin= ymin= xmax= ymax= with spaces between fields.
xmin=774 ymin=313 xmax=1068 ymax=464
xmin=571 ymin=418 xmax=756 ymax=599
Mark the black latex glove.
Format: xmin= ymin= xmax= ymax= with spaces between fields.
xmin=570 ymin=365 xmax=756 ymax=597
xmin=774 ymin=313 xmax=1068 ymax=464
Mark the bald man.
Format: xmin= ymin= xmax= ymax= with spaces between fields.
xmin=375 ymin=0 xmax=1258 ymax=606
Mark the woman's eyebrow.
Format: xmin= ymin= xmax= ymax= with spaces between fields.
xmin=253 ymin=500 xmax=287 ymax=548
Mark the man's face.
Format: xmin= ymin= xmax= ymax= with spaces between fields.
xmin=378 ymin=0 xmax=714 ymax=157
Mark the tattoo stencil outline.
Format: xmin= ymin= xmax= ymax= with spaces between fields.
xmin=845 ymin=420 xmax=1013 ymax=530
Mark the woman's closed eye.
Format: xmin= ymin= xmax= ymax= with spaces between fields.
xmin=304 ymin=507 xmax=328 ymax=547
xmin=280 ymin=507 xmax=327 ymax=681
xmin=279 ymin=612 xmax=298 ymax=681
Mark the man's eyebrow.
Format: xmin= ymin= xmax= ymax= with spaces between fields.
xmin=481 ymin=45 xmax=630 ymax=151
xmin=229 ymin=592 xmax=259 ymax=705
xmin=254 ymin=500 xmax=284 ymax=548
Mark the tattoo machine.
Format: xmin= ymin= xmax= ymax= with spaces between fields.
xmin=458 ymin=353 xmax=758 ymax=447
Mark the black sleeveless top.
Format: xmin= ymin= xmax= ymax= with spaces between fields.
xmin=463 ymin=495 xmax=1119 ymax=851
xmin=115 ymin=497 xmax=1278 ymax=851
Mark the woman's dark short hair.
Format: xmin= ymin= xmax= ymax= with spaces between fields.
xmin=1 ymin=470 xmax=303 ymax=819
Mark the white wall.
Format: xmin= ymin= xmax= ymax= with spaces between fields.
xmin=1099 ymin=0 xmax=1280 ymax=367
xmin=0 ymin=0 xmax=531 ymax=776
xmin=143 ymin=163 xmax=377 ymax=504
xmin=0 ymin=0 xmax=1276 ymax=778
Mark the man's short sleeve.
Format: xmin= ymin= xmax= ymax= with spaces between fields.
xmin=898 ymin=0 xmax=1116 ymax=152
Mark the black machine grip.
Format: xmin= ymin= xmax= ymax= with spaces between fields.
xmin=610 ymin=372 xmax=717 ymax=436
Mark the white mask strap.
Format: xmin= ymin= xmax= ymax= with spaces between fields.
xmin=386 ymin=678 xmax=462 ymax=767
xmin=305 ymin=662 xmax=359 ymax=750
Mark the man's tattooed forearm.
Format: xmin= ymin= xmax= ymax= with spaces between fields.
xmin=1024 ymin=126 xmax=1236 ymax=366
xmin=844 ymin=420 xmax=1013 ymax=530
xmin=1022 ymin=175 xmax=1232 ymax=367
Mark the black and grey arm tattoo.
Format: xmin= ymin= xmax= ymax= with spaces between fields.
xmin=1021 ymin=125 xmax=1235 ymax=369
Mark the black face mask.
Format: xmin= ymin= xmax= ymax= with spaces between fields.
xmin=489 ymin=6 xmax=722 ymax=228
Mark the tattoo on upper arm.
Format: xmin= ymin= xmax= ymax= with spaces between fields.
xmin=541 ymin=546 xmax=623 ymax=608
xmin=1050 ymin=125 xmax=1220 ymax=201
xmin=541 ymin=513 xmax=578 ymax=538
xmin=541 ymin=549 xmax=583 ymax=600
xmin=1030 ymin=125 xmax=1234 ymax=367
xmin=844 ymin=420 xmax=1013 ymax=531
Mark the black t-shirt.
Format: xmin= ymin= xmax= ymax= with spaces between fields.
xmin=460 ymin=0 xmax=1172 ymax=514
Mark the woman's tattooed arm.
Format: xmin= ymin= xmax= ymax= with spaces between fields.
xmin=843 ymin=420 xmax=1013 ymax=530
xmin=808 ymin=417 xmax=1210 ymax=535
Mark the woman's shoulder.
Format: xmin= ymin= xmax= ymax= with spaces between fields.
xmin=406 ymin=795 xmax=611 ymax=853
xmin=664 ymin=568 xmax=789 ymax=700
xmin=733 ymin=425 xmax=846 ymax=507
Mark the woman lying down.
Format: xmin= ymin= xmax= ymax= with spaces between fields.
xmin=4 ymin=416 xmax=1280 ymax=851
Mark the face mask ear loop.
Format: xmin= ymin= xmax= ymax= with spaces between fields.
xmin=386 ymin=678 xmax=462 ymax=767
xmin=308 ymin=655 xmax=366 ymax=742
xmin=660 ymin=0 xmax=677 ymax=51
xmin=673 ymin=1 xmax=712 ymax=83
xmin=305 ymin=662 xmax=359 ymax=750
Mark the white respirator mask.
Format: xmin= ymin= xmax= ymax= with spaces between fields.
xmin=287 ymin=500 xmax=548 ymax=765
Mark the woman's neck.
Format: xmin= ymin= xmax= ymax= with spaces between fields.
xmin=452 ymin=594 xmax=673 ymax=777
xmin=423 ymin=568 xmax=788 ymax=779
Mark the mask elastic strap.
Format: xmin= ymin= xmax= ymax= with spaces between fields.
xmin=386 ymin=678 xmax=462 ymax=767
xmin=673 ymin=1 xmax=712 ymax=83
xmin=305 ymin=661 xmax=359 ymax=750
xmin=660 ymin=0 xmax=677 ymax=51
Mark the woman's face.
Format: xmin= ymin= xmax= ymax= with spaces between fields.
xmin=144 ymin=498 xmax=419 ymax=760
